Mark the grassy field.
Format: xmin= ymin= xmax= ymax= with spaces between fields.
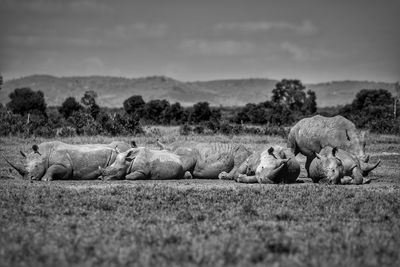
xmin=0 ymin=130 xmax=399 ymax=267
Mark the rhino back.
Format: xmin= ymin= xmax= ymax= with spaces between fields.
xmin=129 ymin=148 xmax=184 ymax=180
xmin=49 ymin=144 xmax=116 ymax=179
xmin=290 ymin=115 xmax=359 ymax=157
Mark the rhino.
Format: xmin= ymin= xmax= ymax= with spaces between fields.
xmin=287 ymin=115 xmax=379 ymax=176
xmin=99 ymin=147 xmax=188 ymax=180
xmin=288 ymin=115 xmax=370 ymax=163
xmin=4 ymin=141 xmax=133 ymax=181
xmin=156 ymin=140 xmax=252 ymax=179
xmin=219 ymin=145 xmax=301 ymax=184
xmin=308 ymin=146 xmax=380 ymax=185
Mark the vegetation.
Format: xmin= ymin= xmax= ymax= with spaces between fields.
xmin=0 ymin=134 xmax=399 ymax=267
xmin=0 ymin=79 xmax=399 ymax=138
xmin=339 ymin=89 xmax=399 ymax=134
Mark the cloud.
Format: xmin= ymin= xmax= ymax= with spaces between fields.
xmin=0 ymin=0 xmax=113 ymax=14
xmin=280 ymin=42 xmax=336 ymax=61
xmin=179 ymin=39 xmax=254 ymax=56
xmin=110 ymin=23 xmax=168 ymax=39
xmin=216 ymin=20 xmax=318 ymax=35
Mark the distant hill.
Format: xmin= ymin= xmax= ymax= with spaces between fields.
xmin=1 ymin=75 xmax=397 ymax=108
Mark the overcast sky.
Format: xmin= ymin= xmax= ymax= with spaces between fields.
xmin=0 ymin=0 xmax=399 ymax=83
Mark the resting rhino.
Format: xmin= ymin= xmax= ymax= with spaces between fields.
xmin=219 ymin=145 xmax=301 ymax=184
xmin=4 ymin=141 xmax=133 ymax=181
xmin=288 ymin=115 xmax=370 ymax=163
xmin=308 ymin=146 xmax=379 ymax=185
xmin=156 ymin=140 xmax=252 ymax=179
xmin=99 ymin=147 xmax=187 ymax=180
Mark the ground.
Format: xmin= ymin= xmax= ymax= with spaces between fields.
xmin=0 ymin=131 xmax=399 ymax=267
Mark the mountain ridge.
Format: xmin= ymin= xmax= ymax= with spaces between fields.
xmin=1 ymin=75 xmax=397 ymax=108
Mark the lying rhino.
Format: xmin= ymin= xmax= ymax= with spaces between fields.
xmin=4 ymin=141 xmax=133 ymax=181
xmin=99 ymin=147 xmax=188 ymax=180
xmin=288 ymin=115 xmax=371 ymax=168
xmin=219 ymin=145 xmax=300 ymax=184
xmin=156 ymin=140 xmax=252 ymax=179
xmin=308 ymin=146 xmax=380 ymax=185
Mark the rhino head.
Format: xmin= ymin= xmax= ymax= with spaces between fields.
xmin=99 ymin=147 xmax=141 ymax=180
xmin=345 ymin=129 xmax=369 ymax=163
xmin=255 ymin=147 xmax=291 ymax=183
xmin=4 ymin=144 xmax=45 ymax=180
xmin=311 ymin=147 xmax=344 ymax=184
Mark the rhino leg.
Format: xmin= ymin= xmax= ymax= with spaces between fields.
xmin=219 ymin=161 xmax=247 ymax=180
xmin=305 ymin=156 xmax=314 ymax=178
xmin=82 ymin=169 xmax=103 ymax=180
xmin=236 ymin=174 xmax=258 ymax=183
xmin=126 ymin=171 xmax=146 ymax=180
xmin=41 ymin=165 xmax=70 ymax=181
xmin=183 ymin=171 xmax=193 ymax=179
xmin=351 ymin=168 xmax=364 ymax=185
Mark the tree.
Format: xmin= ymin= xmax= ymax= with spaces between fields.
xmin=339 ymin=89 xmax=394 ymax=132
xmin=7 ymin=87 xmax=46 ymax=115
xmin=352 ymin=89 xmax=393 ymax=110
xmin=143 ymin=99 xmax=170 ymax=123
xmin=303 ymin=90 xmax=317 ymax=115
xmin=272 ymin=79 xmax=307 ymax=109
xmin=0 ymin=74 xmax=3 ymax=90
xmin=59 ymin=97 xmax=83 ymax=119
xmin=81 ymin=90 xmax=100 ymax=119
xmin=271 ymin=79 xmax=317 ymax=120
xmin=123 ymin=95 xmax=145 ymax=116
xmin=168 ymin=102 xmax=185 ymax=124
xmin=191 ymin=102 xmax=212 ymax=123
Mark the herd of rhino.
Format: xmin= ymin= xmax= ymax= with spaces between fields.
xmin=4 ymin=115 xmax=381 ymax=185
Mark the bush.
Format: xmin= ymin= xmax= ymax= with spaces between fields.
xmin=59 ymin=97 xmax=83 ymax=119
xmin=7 ymin=87 xmax=47 ymax=116
xmin=264 ymin=125 xmax=287 ymax=138
xmin=179 ymin=124 xmax=192 ymax=135
xmin=56 ymin=126 xmax=77 ymax=137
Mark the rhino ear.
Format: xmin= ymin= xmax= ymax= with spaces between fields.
xmin=20 ymin=151 xmax=26 ymax=158
xmin=331 ymin=147 xmax=338 ymax=157
xmin=345 ymin=130 xmax=351 ymax=141
xmin=32 ymin=144 xmax=41 ymax=155
xmin=267 ymin=147 xmax=274 ymax=155
xmin=125 ymin=149 xmax=138 ymax=162
xmin=315 ymin=153 xmax=322 ymax=160
xmin=131 ymin=140 xmax=137 ymax=148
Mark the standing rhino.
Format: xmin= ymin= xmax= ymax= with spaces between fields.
xmin=99 ymin=147 xmax=187 ymax=180
xmin=287 ymin=115 xmax=377 ymax=175
xmin=156 ymin=140 xmax=252 ymax=179
xmin=219 ymin=145 xmax=300 ymax=184
xmin=4 ymin=141 xmax=133 ymax=181
xmin=308 ymin=146 xmax=379 ymax=185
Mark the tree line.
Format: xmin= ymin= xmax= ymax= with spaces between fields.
xmin=0 ymin=79 xmax=398 ymax=137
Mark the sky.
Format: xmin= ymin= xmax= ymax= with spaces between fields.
xmin=0 ymin=0 xmax=399 ymax=83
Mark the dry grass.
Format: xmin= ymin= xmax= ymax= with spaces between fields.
xmin=0 ymin=131 xmax=399 ymax=267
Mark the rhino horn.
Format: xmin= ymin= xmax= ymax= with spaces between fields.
xmin=360 ymin=160 xmax=381 ymax=176
xmin=3 ymin=155 xmax=27 ymax=177
xmin=266 ymin=163 xmax=286 ymax=180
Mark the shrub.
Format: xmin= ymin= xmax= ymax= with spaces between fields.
xmin=179 ymin=124 xmax=192 ymax=135
xmin=7 ymin=87 xmax=47 ymax=116
xmin=56 ymin=126 xmax=77 ymax=137
xmin=59 ymin=97 xmax=83 ymax=119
